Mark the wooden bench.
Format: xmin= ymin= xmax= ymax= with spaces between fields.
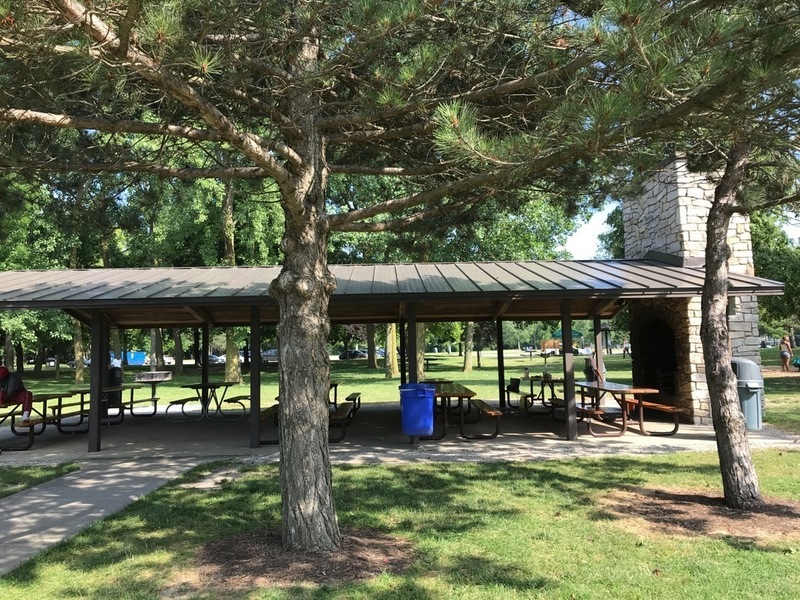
xmin=458 ymin=399 xmax=502 ymax=440
xmin=259 ymin=399 xmax=357 ymax=445
xmin=121 ymin=396 xmax=159 ymax=417
xmin=345 ymin=392 xmax=361 ymax=412
xmin=505 ymin=378 xmax=532 ymax=409
xmin=165 ymin=397 xmax=204 ymax=422
xmin=258 ymin=404 xmax=281 ymax=445
xmin=6 ymin=410 xmax=89 ymax=449
xmin=328 ymin=401 xmax=355 ymax=442
xmin=625 ymin=398 xmax=687 ymax=436
xmin=259 ymin=403 xmax=280 ymax=423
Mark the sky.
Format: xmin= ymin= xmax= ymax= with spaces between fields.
xmin=563 ymin=203 xmax=615 ymax=260
xmin=565 ymin=205 xmax=800 ymax=260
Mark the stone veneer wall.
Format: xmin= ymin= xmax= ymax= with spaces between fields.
xmin=623 ymin=157 xmax=760 ymax=424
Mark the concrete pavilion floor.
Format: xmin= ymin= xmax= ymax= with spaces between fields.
xmin=1 ymin=401 xmax=797 ymax=467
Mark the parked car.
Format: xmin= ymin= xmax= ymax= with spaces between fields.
xmin=144 ymin=355 xmax=176 ymax=366
xmin=67 ymin=357 xmax=91 ymax=368
xmin=261 ymin=349 xmax=279 ymax=363
xmin=203 ymin=354 xmax=225 ymax=364
xmin=339 ymin=349 xmax=367 ymax=359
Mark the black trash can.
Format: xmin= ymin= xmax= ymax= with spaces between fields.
xmin=107 ymin=366 xmax=123 ymax=407
xmin=730 ymin=357 xmax=764 ymax=430
xmin=399 ymin=384 xmax=435 ymax=438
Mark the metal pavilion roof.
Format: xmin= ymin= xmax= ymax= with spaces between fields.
xmin=0 ymin=259 xmax=783 ymax=328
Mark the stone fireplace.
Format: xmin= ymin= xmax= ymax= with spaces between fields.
xmin=623 ymin=157 xmax=761 ymax=424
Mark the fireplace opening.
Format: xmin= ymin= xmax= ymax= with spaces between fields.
xmin=635 ymin=320 xmax=677 ymax=400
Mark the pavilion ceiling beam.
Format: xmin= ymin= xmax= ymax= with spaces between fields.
xmin=589 ymin=298 xmax=625 ymax=318
xmin=492 ymin=298 xmax=514 ymax=320
xmin=65 ymin=308 xmax=92 ymax=327
xmin=183 ymin=305 xmax=214 ymax=326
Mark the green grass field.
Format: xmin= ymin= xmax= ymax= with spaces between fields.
xmin=1 ymin=450 xmax=798 ymax=598
xmin=1 ymin=348 xmax=798 ymax=597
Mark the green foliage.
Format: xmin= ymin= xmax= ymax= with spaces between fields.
xmin=752 ymin=210 xmax=800 ymax=330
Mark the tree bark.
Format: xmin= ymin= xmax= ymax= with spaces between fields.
xmin=463 ymin=322 xmax=474 ymax=372
xmin=385 ymin=323 xmax=399 ymax=378
xmin=270 ymin=213 xmax=339 ymax=551
xmin=416 ymin=322 xmax=426 ymax=381
xmin=173 ymin=329 xmax=184 ymax=376
xmin=72 ymin=318 xmax=85 ymax=385
xmin=701 ymin=141 xmax=763 ymax=509
xmin=366 ymin=324 xmax=377 ymax=369
xmin=269 ymin=25 xmax=340 ymax=551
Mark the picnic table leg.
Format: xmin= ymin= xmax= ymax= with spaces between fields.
xmin=419 ymin=397 xmax=447 ymax=441
xmin=626 ymin=398 xmax=681 ymax=436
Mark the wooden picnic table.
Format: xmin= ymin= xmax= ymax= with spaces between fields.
xmin=1 ymin=391 xmax=77 ymax=451
xmin=179 ymin=381 xmax=236 ymax=419
xmin=522 ymin=376 xmax=564 ymax=412
xmin=419 ymin=382 xmax=476 ymax=441
xmin=574 ymin=380 xmax=662 ymax=437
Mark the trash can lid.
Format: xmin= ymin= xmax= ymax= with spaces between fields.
xmin=730 ymin=357 xmax=763 ymax=382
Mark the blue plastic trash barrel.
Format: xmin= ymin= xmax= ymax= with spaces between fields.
xmin=399 ymin=384 xmax=435 ymax=436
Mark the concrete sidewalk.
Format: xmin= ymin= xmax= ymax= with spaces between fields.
xmin=0 ymin=458 xmax=202 ymax=575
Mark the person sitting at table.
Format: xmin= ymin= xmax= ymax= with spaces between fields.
xmin=0 ymin=366 xmax=35 ymax=423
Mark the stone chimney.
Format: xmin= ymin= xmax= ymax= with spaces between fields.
xmin=622 ymin=156 xmax=760 ymax=424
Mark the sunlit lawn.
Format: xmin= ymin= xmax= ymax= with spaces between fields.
xmin=1 ymin=349 xmax=799 ymax=597
xmin=1 ymin=450 xmax=798 ymax=599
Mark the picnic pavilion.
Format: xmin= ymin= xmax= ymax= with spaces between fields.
xmin=0 ymin=256 xmax=783 ymax=453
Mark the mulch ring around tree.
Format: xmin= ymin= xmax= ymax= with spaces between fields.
xmin=182 ymin=526 xmax=414 ymax=592
xmin=598 ymin=486 xmax=800 ymax=549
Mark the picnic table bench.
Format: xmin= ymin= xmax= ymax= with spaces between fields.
xmin=461 ymin=399 xmax=502 ymax=440
xmin=259 ymin=391 xmax=362 ymax=445
xmin=1 ymin=392 xmax=78 ymax=451
xmin=574 ymin=381 xmax=682 ymax=437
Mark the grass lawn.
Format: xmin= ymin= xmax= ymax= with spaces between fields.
xmin=0 ymin=349 xmax=798 ymax=597
xmin=0 ymin=464 xmax=79 ymax=499
xmin=0 ymin=450 xmax=798 ymax=599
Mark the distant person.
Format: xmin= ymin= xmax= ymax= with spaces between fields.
xmin=0 ymin=366 xmax=34 ymax=423
xmin=622 ymin=339 xmax=631 ymax=358
xmin=779 ymin=336 xmax=793 ymax=372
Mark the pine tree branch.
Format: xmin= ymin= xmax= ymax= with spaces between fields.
xmin=319 ymin=54 xmax=594 ymax=131
xmin=0 ymin=108 xmax=223 ymax=143
xmin=116 ymin=0 xmax=141 ymax=58
xmin=49 ymin=0 xmax=298 ymax=192
xmin=0 ymin=159 xmax=268 ymax=179
xmin=327 ymin=169 xmax=509 ymax=228
xmin=329 ymin=164 xmax=447 ymax=176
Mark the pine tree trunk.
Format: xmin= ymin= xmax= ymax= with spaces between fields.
xmin=270 ymin=213 xmax=339 ymax=551
xmin=270 ymin=25 xmax=340 ymax=545
xmin=701 ymin=142 xmax=763 ymax=509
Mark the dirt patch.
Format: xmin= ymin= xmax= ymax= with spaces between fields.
xmin=162 ymin=526 xmax=413 ymax=595
xmin=600 ymin=487 xmax=800 ymax=547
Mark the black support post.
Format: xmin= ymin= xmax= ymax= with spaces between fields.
xmin=250 ymin=306 xmax=261 ymax=448
xmin=496 ymin=319 xmax=506 ymax=409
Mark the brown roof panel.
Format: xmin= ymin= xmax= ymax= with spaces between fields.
xmin=0 ymin=260 xmax=784 ymax=328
